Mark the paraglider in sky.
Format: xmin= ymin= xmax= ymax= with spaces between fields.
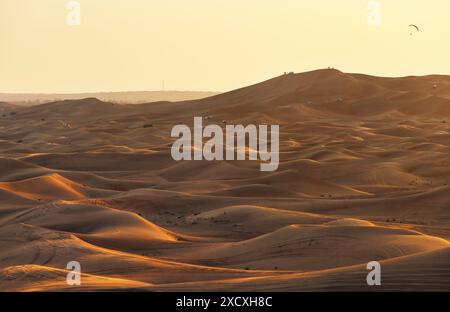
xmin=409 ymin=24 xmax=420 ymax=35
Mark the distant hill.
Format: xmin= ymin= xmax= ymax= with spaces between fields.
xmin=4 ymin=69 xmax=450 ymax=119
xmin=182 ymin=68 xmax=450 ymax=119
xmin=0 ymin=91 xmax=220 ymax=106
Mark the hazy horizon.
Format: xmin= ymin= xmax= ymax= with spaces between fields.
xmin=0 ymin=90 xmax=220 ymax=105
xmin=1 ymin=68 xmax=449 ymax=96
xmin=1 ymin=0 xmax=450 ymax=93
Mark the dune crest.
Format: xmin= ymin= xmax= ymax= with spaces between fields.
xmin=1 ymin=70 xmax=450 ymax=291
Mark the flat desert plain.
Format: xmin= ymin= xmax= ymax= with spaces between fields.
xmin=1 ymin=69 xmax=450 ymax=291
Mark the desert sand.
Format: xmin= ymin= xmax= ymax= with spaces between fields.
xmin=1 ymin=69 xmax=450 ymax=291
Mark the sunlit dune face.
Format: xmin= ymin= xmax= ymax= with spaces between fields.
xmin=2 ymin=1 xmax=450 ymax=293
xmin=1 ymin=70 xmax=450 ymax=291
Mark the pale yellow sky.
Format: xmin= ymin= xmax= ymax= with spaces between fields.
xmin=1 ymin=0 xmax=449 ymax=93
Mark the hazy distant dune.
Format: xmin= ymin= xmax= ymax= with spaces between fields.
xmin=0 ymin=91 xmax=220 ymax=106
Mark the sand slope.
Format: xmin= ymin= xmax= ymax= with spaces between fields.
xmin=1 ymin=69 xmax=450 ymax=291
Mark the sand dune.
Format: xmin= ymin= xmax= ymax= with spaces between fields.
xmin=0 ymin=265 xmax=152 ymax=292
xmin=1 ymin=69 xmax=450 ymax=291
xmin=165 ymin=222 xmax=448 ymax=271
xmin=150 ymin=247 xmax=450 ymax=292
xmin=0 ymin=91 xmax=220 ymax=106
xmin=0 ymin=174 xmax=89 ymax=201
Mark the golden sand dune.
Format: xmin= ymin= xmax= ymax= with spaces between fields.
xmin=1 ymin=69 xmax=450 ymax=291
xmin=150 ymin=247 xmax=450 ymax=292
xmin=0 ymin=189 xmax=38 ymax=207
xmin=0 ymin=265 xmax=152 ymax=292
xmin=0 ymin=174 xmax=89 ymax=201
xmin=165 ymin=222 xmax=448 ymax=271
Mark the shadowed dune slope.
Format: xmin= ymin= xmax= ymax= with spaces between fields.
xmin=1 ymin=69 xmax=450 ymax=291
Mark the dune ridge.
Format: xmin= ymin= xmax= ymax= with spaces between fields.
xmin=1 ymin=69 xmax=450 ymax=291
